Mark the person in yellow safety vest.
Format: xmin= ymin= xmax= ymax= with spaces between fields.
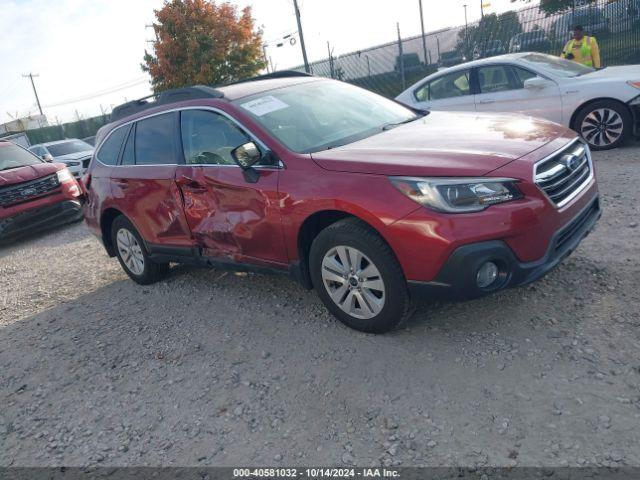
xmin=561 ymin=25 xmax=601 ymax=68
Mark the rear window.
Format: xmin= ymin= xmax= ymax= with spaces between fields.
xmin=0 ymin=142 xmax=42 ymax=171
xmin=97 ymin=126 xmax=129 ymax=165
xmin=134 ymin=113 xmax=177 ymax=165
xmin=47 ymin=140 xmax=92 ymax=157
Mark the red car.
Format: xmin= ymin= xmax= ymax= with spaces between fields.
xmin=0 ymin=141 xmax=83 ymax=243
xmin=84 ymin=72 xmax=600 ymax=333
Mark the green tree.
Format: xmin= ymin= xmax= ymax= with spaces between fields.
xmin=511 ymin=0 xmax=597 ymax=15
xmin=457 ymin=11 xmax=523 ymax=58
xmin=142 ymin=0 xmax=266 ymax=92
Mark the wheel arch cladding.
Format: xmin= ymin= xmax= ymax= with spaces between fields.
xmin=100 ymin=208 xmax=125 ymax=257
xmin=296 ymin=210 xmax=397 ymax=290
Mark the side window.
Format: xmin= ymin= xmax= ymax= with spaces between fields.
xmin=477 ymin=66 xmax=513 ymax=93
xmin=427 ymin=70 xmax=471 ymax=101
xmin=511 ymin=66 xmax=538 ymax=88
xmin=121 ymin=124 xmax=135 ymax=165
xmin=135 ymin=113 xmax=177 ymax=165
xmin=96 ymin=126 xmax=128 ymax=165
xmin=414 ymin=83 xmax=429 ymax=102
xmin=180 ymin=110 xmax=252 ymax=166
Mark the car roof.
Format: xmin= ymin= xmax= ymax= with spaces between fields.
xmin=31 ymin=139 xmax=84 ymax=147
xmin=443 ymin=53 xmax=531 ymax=71
xmin=216 ymin=76 xmax=323 ymax=101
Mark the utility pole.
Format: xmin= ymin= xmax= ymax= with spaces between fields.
xmin=418 ymin=0 xmax=428 ymax=66
xmin=480 ymin=0 xmax=484 ymax=18
xmin=327 ymin=41 xmax=335 ymax=79
xmin=22 ymin=73 xmax=43 ymax=116
xmin=397 ymin=23 xmax=405 ymax=91
xmin=463 ymin=4 xmax=469 ymax=53
xmin=262 ymin=45 xmax=270 ymax=73
xmin=292 ymin=0 xmax=310 ymax=73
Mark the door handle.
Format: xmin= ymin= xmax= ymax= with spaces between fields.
xmin=176 ymin=175 xmax=207 ymax=193
xmin=478 ymin=99 xmax=495 ymax=105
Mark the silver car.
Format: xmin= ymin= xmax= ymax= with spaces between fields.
xmin=29 ymin=139 xmax=94 ymax=178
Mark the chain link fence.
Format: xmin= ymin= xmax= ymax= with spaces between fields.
xmin=291 ymin=0 xmax=640 ymax=98
xmin=24 ymin=114 xmax=110 ymax=145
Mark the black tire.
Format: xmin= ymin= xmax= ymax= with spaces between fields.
xmin=309 ymin=218 xmax=411 ymax=333
xmin=110 ymin=215 xmax=169 ymax=285
xmin=574 ymin=100 xmax=632 ymax=150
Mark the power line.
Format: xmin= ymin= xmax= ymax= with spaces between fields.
xmin=43 ymin=78 xmax=148 ymax=108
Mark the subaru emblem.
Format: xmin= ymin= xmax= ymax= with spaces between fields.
xmin=561 ymin=154 xmax=580 ymax=171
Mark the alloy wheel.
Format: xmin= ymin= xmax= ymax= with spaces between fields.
xmin=116 ymin=228 xmax=145 ymax=276
xmin=321 ymin=246 xmax=385 ymax=320
xmin=580 ymin=108 xmax=623 ymax=148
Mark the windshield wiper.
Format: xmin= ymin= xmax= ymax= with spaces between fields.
xmin=382 ymin=112 xmax=427 ymax=131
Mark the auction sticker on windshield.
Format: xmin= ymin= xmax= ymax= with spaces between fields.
xmin=240 ymin=96 xmax=289 ymax=116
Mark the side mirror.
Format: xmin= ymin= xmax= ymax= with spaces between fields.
xmin=524 ymin=77 xmax=551 ymax=90
xmin=42 ymin=153 xmax=54 ymax=162
xmin=231 ymin=142 xmax=261 ymax=169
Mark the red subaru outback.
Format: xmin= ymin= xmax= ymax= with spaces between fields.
xmin=84 ymin=73 xmax=600 ymax=333
xmin=1 ymin=140 xmax=83 ymax=243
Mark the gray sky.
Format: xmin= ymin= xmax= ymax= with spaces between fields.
xmin=0 ymin=0 xmax=534 ymax=125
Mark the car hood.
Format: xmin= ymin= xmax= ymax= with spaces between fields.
xmin=311 ymin=111 xmax=572 ymax=176
xmin=55 ymin=150 xmax=93 ymax=161
xmin=580 ymin=65 xmax=640 ymax=80
xmin=0 ymin=162 xmax=60 ymax=187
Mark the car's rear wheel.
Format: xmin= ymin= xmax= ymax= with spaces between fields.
xmin=309 ymin=218 xmax=411 ymax=333
xmin=111 ymin=216 xmax=169 ymax=285
xmin=575 ymin=100 xmax=631 ymax=150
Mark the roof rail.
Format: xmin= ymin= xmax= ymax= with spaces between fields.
xmin=110 ymin=85 xmax=224 ymax=122
xmin=225 ymin=70 xmax=313 ymax=86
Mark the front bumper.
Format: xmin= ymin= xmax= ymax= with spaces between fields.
xmin=408 ymin=196 xmax=601 ymax=299
xmin=0 ymin=199 xmax=83 ymax=243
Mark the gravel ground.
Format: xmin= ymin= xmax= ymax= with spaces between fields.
xmin=1 ymin=144 xmax=639 ymax=468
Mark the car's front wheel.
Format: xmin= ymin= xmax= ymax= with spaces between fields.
xmin=309 ymin=218 xmax=411 ymax=333
xmin=575 ymin=100 xmax=632 ymax=150
xmin=111 ymin=216 xmax=169 ymax=285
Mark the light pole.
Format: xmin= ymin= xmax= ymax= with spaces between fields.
xmin=292 ymin=0 xmax=310 ymax=73
xmin=418 ymin=0 xmax=428 ymax=65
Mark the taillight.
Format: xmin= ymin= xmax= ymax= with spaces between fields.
xmin=81 ymin=173 xmax=92 ymax=193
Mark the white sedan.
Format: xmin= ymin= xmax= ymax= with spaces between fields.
xmin=395 ymin=53 xmax=640 ymax=150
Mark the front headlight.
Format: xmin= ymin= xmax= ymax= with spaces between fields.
xmin=56 ymin=168 xmax=73 ymax=183
xmin=628 ymin=81 xmax=640 ymax=90
xmin=389 ymin=177 xmax=523 ymax=213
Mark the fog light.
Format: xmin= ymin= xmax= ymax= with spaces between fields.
xmin=477 ymin=261 xmax=499 ymax=288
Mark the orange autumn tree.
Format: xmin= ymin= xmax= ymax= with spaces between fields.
xmin=142 ymin=0 xmax=266 ymax=92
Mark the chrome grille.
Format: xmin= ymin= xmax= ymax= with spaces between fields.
xmin=0 ymin=174 xmax=60 ymax=208
xmin=534 ymin=140 xmax=593 ymax=208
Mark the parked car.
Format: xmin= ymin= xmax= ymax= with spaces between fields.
xmin=438 ymin=50 xmax=466 ymax=69
xmin=84 ymin=73 xmax=600 ymax=333
xmin=0 ymin=140 xmax=83 ymax=243
xmin=396 ymin=52 xmax=640 ymax=150
xmin=509 ymin=30 xmax=552 ymax=53
xmin=29 ymin=139 xmax=94 ymax=178
xmin=473 ymin=40 xmax=506 ymax=59
xmin=394 ymin=53 xmax=424 ymax=73
xmin=550 ymin=5 xmax=610 ymax=46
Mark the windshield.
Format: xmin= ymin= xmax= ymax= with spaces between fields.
xmin=47 ymin=140 xmax=93 ymax=157
xmin=0 ymin=142 xmax=42 ymax=171
xmin=521 ymin=53 xmax=594 ymax=77
xmin=234 ymin=80 xmax=419 ymax=153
